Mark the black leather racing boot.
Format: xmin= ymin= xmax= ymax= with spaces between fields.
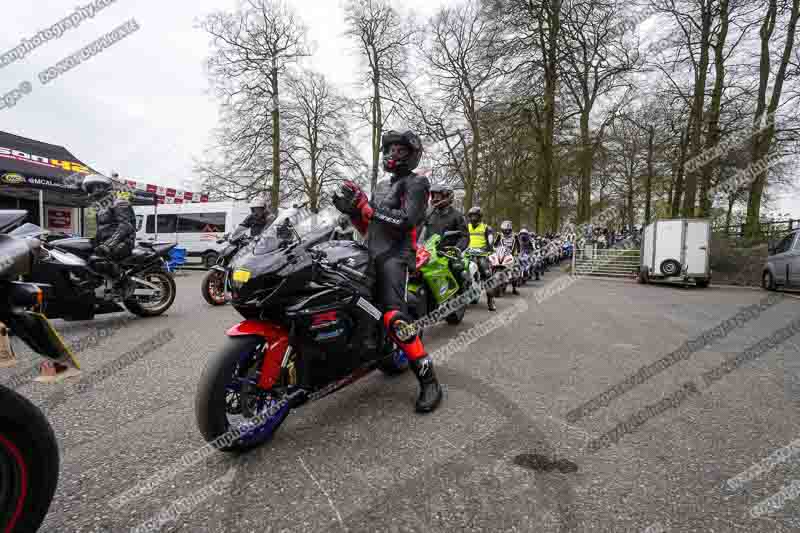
xmin=408 ymin=356 xmax=442 ymax=413
xmin=487 ymin=292 xmax=497 ymax=311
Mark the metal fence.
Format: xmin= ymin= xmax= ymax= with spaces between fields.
xmin=572 ymin=244 xmax=641 ymax=278
xmin=713 ymin=219 xmax=798 ymax=239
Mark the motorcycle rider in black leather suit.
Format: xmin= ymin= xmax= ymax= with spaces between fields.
xmin=82 ymin=174 xmax=136 ymax=289
xmin=332 ymin=129 xmax=443 ymax=413
xmin=425 ymin=184 xmax=469 ymax=288
xmin=466 ymin=206 xmax=497 ymax=311
xmin=239 ymin=196 xmax=274 ymax=238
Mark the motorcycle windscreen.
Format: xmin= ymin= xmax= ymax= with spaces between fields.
xmin=4 ymin=311 xmax=80 ymax=368
xmin=0 ymin=210 xmax=28 ymax=233
xmin=0 ymin=234 xmax=36 ymax=278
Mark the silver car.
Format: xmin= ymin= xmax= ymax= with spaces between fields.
xmin=763 ymin=229 xmax=800 ymax=290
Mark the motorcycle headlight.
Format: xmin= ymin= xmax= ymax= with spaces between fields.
xmin=230 ymin=269 xmax=251 ymax=289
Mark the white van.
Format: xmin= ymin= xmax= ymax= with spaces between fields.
xmin=134 ymin=201 xmax=252 ymax=267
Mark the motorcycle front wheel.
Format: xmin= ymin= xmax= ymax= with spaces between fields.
xmin=0 ymin=385 xmax=60 ymax=533
xmin=201 ymin=270 xmax=227 ymax=306
xmin=196 ymin=336 xmax=291 ymax=452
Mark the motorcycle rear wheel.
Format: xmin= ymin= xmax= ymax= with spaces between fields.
xmin=0 ymin=385 xmax=60 ymax=533
xmin=124 ymin=271 xmax=176 ymax=317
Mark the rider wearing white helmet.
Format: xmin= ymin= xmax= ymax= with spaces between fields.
xmin=239 ymin=196 xmax=273 ymax=237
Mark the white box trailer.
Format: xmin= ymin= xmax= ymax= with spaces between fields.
xmin=639 ymin=218 xmax=711 ymax=287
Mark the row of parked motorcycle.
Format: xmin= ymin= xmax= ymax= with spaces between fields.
xmin=0 ymin=205 xmax=572 ymax=532
xmin=200 ymin=214 xmax=575 ymax=311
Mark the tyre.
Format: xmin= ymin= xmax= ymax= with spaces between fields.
xmin=762 ymin=271 xmax=776 ymax=291
xmin=660 ymin=259 xmax=681 ymax=277
xmin=445 ymin=299 xmax=466 ymax=325
xmin=195 ymin=335 xmax=290 ymax=452
xmin=124 ymin=271 xmax=177 ymax=317
xmin=202 ymin=270 xmax=227 ymax=306
xmin=470 ymin=270 xmax=481 ymax=304
xmin=203 ymin=252 xmax=220 ymax=269
xmin=0 ymin=386 xmax=59 ymax=533
xmin=695 ymin=277 xmax=710 ymax=288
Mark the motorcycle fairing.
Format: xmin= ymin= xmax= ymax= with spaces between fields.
xmin=226 ymin=320 xmax=288 ymax=390
xmin=3 ymin=311 xmax=80 ymax=368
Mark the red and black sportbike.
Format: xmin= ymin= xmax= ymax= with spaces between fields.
xmin=0 ymin=210 xmax=79 ymax=532
xmin=195 ymin=207 xmax=424 ymax=451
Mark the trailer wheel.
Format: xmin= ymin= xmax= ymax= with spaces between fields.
xmin=660 ymin=259 xmax=681 ymax=277
xmin=695 ymin=277 xmax=710 ymax=288
xmin=637 ymin=268 xmax=649 ymax=284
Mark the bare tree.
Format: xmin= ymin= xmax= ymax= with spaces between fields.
xmin=345 ymin=0 xmax=416 ymax=193
xmin=283 ymin=70 xmax=366 ymax=211
xmin=419 ymin=0 xmax=503 ymax=209
xmin=745 ymin=0 xmax=800 ymax=235
xmin=201 ymin=0 xmax=310 ymax=210
xmin=560 ymin=0 xmax=639 ymax=224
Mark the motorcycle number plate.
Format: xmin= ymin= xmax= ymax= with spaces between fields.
xmin=355 ymin=297 xmax=382 ymax=321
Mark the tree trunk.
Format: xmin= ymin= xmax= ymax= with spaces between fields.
xmin=371 ymin=59 xmax=382 ymax=194
xmin=725 ymin=192 xmax=735 ymax=230
xmin=645 ymin=125 xmax=655 ymax=225
xmin=672 ymin=120 xmax=691 ymax=217
xmin=270 ymin=65 xmax=280 ymax=211
xmin=578 ymin=110 xmax=592 ymax=223
xmin=745 ymin=0 xmax=799 ymax=236
xmin=699 ymin=0 xmax=730 ymax=217
xmin=681 ymin=1 xmax=713 ymax=217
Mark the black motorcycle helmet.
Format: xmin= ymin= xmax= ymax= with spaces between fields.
xmin=500 ymin=220 xmax=513 ymax=237
xmin=467 ymin=206 xmax=482 ymax=225
xmin=381 ymin=130 xmax=423 ymax=174
xmin=81 ymin=174 xmax=114 ymax=201
xmin=430 ymin=184 xmax=453 ymax=210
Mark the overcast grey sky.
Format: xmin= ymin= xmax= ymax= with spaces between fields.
xmin=2 ymin=0 xmax=797 ymax=216
xmin=1 ymin=0 xmax=447 ymax=189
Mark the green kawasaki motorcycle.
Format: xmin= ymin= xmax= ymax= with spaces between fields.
xmin=408 ymin=229 xmax=479 ymax=326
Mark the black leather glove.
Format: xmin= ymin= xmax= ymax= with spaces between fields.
xmin=332 ymin=190 xmax=357 ymax=215
xmin=96 ymin=244 xmax=111 ymax=256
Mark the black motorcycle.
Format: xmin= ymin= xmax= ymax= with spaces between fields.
xmin=7 ymin=223 xmax=176 ymax=320
xmin=195 ymin=207 xmax=423 ymax=452
xmin=201 ymin=226 xmax=251 ymax=306
xmin=0 ymin=210 xmax=77 ymax=532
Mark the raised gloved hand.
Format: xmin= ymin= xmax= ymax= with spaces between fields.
xmin=335 ymin=181 xmax=372 ymax=219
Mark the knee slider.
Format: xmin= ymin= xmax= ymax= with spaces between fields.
xmin=384 ymin=311 xmax=418 ymax=343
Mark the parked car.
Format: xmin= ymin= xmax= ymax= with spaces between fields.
xmin=762 ymin=229 xmax=800 ymax=291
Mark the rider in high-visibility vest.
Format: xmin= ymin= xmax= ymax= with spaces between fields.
xmin=466 ymin=206 xmax=497 ymax=311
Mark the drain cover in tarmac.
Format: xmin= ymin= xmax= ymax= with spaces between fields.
xmin=513 ymin=453 xmax=578 ymax=473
